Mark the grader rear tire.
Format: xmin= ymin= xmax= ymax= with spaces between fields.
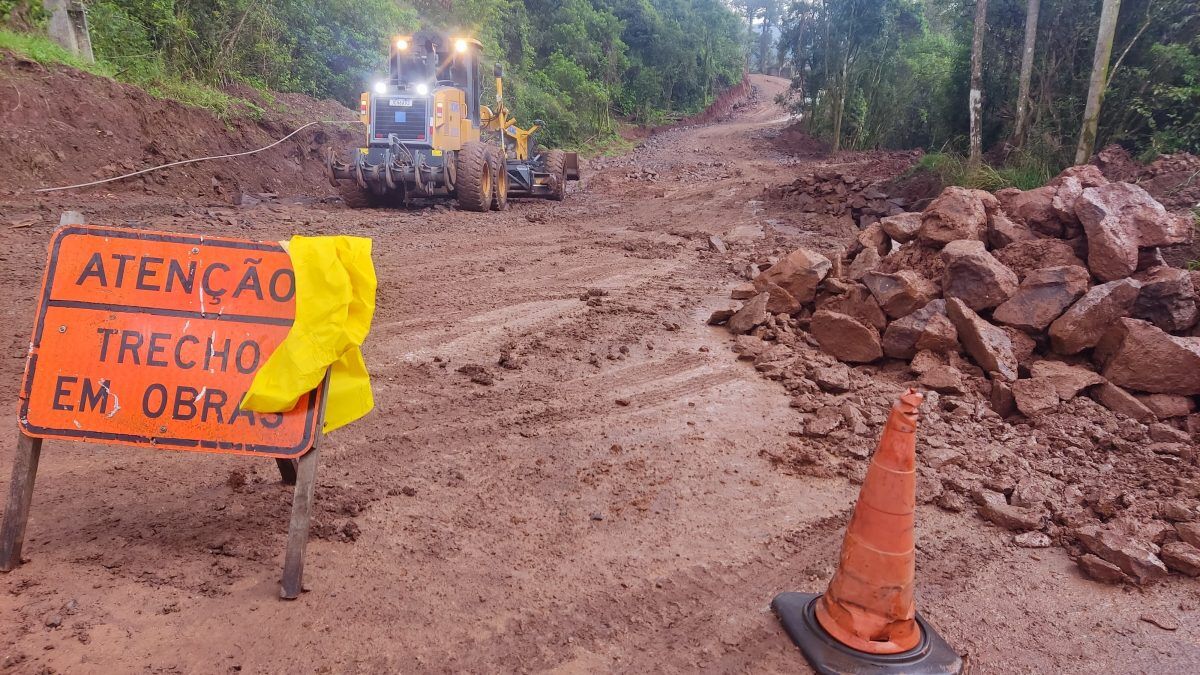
xmin=490 ymin=147 xmax=509 ymax=211
xmin=545 ymin=149 xmax=567 ymax=202
xmin=456 ymin=141 xmax=493 ymax=212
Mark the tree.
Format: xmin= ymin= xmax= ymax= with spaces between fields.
xmin=1076 ymin=0 xmax=1122 ymax=164
xmin=1012 ymin=0 xmax=1039 ymax=148
xmin=967 ymin=0 xmax=988 ymax=171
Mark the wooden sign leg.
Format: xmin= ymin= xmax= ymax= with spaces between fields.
xmin=275 ymin=458 xmax=298 ymax=485
xmin=1 ymin=434 xmax=44 ymax=572
xmin=279 ymin=445 xmax=320 ymax=599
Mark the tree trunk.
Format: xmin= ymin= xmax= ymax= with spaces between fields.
xmin=968 ymin=0 xmax=988 ymax=171
xmin=1013 ymin=0 xmax=1040 ymax=149
xmin=1076 ymin=0 xmax=1122 ymax=165
xmin=831 ymin=54 xmax=848 ymax=152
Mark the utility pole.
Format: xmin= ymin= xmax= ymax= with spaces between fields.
xmin=43 ymin=0 xmax=95 ymax=63
xmin=1076 ymin=0 xmax=1121 ymax=165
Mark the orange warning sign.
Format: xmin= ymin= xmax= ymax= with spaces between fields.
xmin=18 ymin=225 xmax=323 ymax=459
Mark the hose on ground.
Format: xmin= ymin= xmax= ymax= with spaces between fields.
xmin=34 ymin=120 xmax=363 ymax=193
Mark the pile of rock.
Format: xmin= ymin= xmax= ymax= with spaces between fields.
xmin=765 ymin=169 xmax=911 ymax=223
xmin=722 ymin=166 xmax=1199 ymax=423
xmin=715 ymin=166 xmax=1200 ymax=583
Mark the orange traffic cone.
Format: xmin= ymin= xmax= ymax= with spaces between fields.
xmin=772 ymin=389 xmax=962 ymax=674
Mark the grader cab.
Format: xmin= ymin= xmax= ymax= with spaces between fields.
xmin=328 ymin=30 xmax=580 ymax=210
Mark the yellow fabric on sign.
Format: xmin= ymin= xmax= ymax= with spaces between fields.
xmin=241 ymin=236 xmax=376 ymax=433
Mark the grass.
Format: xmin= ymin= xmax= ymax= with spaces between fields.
xmin=0 ymin=28 xmax=261 ymax=120
xmin=914 ymin=152 xmax=1057 ymax=191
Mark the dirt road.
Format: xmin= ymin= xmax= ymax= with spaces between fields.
xmin=1 ymin=75 xmax=1197 ymax=674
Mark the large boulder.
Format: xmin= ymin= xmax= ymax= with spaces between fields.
xmin=1136 ymin=394 xmax=1196 ymax=419
xmin=1132 ymin=266 xmax=1199 ymax=333
xmin=919 ymin=187 xmax=989 ymax=245
xmin=1075 ymin=183 xmax=1181 ymax=282
xmin=1049 ymin=164 xmax=1109 ymax=189
xmin=880 ymin=212 xmax=923 ymax=244
xmin=810 ymin=310 xmax=884 ymax=363
xmin=753 ymin=248 xmax=832 ymax=313
xmin=862 ymin=270 xmax=939 ymax=319
xmin=846 ymin=247 xmax=881 ymax=281
xmin=1049 ymin=279 xmax=1141 ymax=354
xmin=1096 ymin=318 xmax=1200 ymax=395
xmin=881 ymin=299 xmax=959 ymax=359
xmin=817 ymin=283 xmax=888 ymax=330
xmin=941 ymin=239 xmax=1019 ymax=311
xmin=993 ymin=265 xmax=1091 ymax=332
xmin=992 ymin=238 xmax=1086 ymax=281
xmin=987 ymin=210 xmax=1036 ymax=249
xmin=946 ymin=298 xmax=1019 ymax=381
xmin=998 ymin=185 xmax=1063 ymax=237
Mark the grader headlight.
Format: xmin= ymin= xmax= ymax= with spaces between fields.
xmin=396 ymin=37 xmax=409 ymax=50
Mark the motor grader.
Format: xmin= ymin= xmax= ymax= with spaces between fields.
xmin=328 ymin=30 xmax=580 ymax=210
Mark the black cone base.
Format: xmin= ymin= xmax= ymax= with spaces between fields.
xmin=771 ymin=592 xmax=963 ymax=675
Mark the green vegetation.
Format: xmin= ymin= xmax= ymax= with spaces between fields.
xmin=2 ymin=1 xmax=748 ymax=145
xmin=760 ymin=0 xmax=1199 ymax=174
xmin=914 ymin=151 xmax=1053 ymax=191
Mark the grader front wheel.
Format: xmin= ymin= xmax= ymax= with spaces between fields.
xmin=491 ymin=147 xmax=509 ymax=211
xmin=456 ymin=141 xmax=494 ymax=212
xmin=545 ymin=150 xmax=567 ymax=202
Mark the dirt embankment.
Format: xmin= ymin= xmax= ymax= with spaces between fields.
xmin=0 ymin=51 xmax=357 ymax=200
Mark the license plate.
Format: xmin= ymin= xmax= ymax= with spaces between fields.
xmin=389 ymin=98 xmax=413 ymax=107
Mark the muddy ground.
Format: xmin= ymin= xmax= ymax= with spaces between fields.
xmin=1 ymin=74 xmax=1199 ymax=674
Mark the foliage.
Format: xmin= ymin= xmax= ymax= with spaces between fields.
xmin=774 ymin=0 xmax=1200 ymax=167
xmin=1 ymin=0 xmax=747 ymax=144
xmin=915 ymin=151 xmax=1051 ymax=191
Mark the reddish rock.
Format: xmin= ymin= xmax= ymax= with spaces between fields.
xmin=1090 ymin=382 xmax=1157 ymax=421
xmin=880 ymin=212 xmax=923 ymax=244
xmin=862 ymin=270 xmax=938 ymax=320
xmin=975 ymin=489 xmax=1044 ymax=531
xmin=1097 ymin=318 xmax=1200 ymax=395
xmin=941 ymin=239 xmax=1019 ymax=311
xmin=846 ymin=247 xmax=881 ymax=281
xmin=730 ymin=283 xmax=757 ymax=300
xmin=1161 ymin=542 xmax=1200 ymax=577
xmin=1132 ymin=266 xmax=1198 ymax=333
xmin=1150 ymin=423 xmax=1190 ymax=444
xmin=1075 ymin=183 xmax=1176 ymax=281
xmin=919 ymin=187 xmax=989 ymax=245
xmin=753 ymin=280 xmax=799 ymax=314
xmin=920 ymin=364 xmax=965 ymax=394
xmin=993 ymin=241 xmax=1086 ymax=284
xmin=1012 ymin=378 xmax=1060 ymax=416
xmin=990 ymin=379 xmax=1017 ymax=417
xmin=987 ymin=210 xmax=1036 ymax=249
xmin=754 ymin=248 xmax=831 ymax=312
xmin=999 ymin=185 xmax=1063 ymax=237
xmin=946 ymin=298 xmax=1019 ymax=381
xmin=1178 ymin=522 xmax=1200 ymax=549
xmin=1029 ymin=361 xmax=1105 ymax=400
xmin=1049 ymin=279 xmax=1141 ymax=354
xmin=1050 ymin=164 xmax=1109 ymax=188
xmin=817 ymin=283 xmax=888 ymax=331
xmin=881 ymin=299 xmax=959 ymax=359
xmin=1075 ymin=524 xmax=1169 ymax=585
xmin=856 ymin=222 xmax=891 ymax=257
xmin=727 ymin=293 xmax=769 ymax=335
xmin=994 ymin=265 xmax=1091 ymax=332
xmin=810 ymin=310 xmax=884 ymax=363
xmin=1051 ymin=176 xmax=1085 ymax=225
xmin=1136 ymin=394 xmax=1196 ymax=419
xmin=1077 ymin=554 xmax=1128 ymax=584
